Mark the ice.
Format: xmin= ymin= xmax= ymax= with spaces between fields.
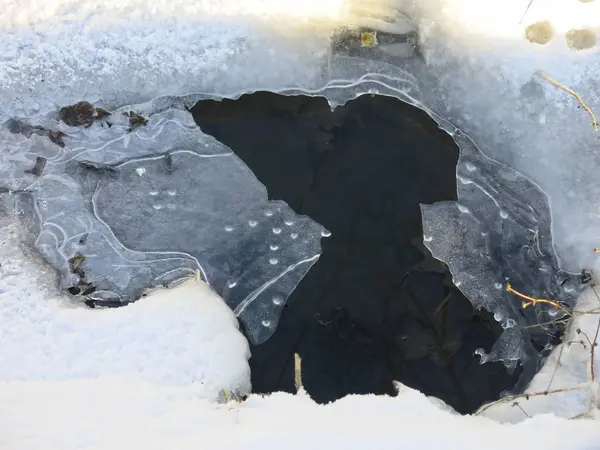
xmin=1 ymin=106 xmax=327 ymax=345
xmin=4 ymin=379 xmax=600 ymax=450
xmin=420 ymin=129 xmax=583 ymax=378
xmin=2 ymin=0 xmax=600 ymax=384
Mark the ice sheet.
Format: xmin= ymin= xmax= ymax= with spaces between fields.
xmin=1 ymin=107 xmax=327 ymax=345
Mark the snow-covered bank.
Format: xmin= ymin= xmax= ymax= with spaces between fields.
xmin=0 ymin=218 xmax=251 ymax=396
xmin=3 ymin=380 xmax=600 ymax=450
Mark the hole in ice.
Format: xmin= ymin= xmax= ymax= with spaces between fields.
xmin=4 ymin=74 xmax=582 ymax=416
xmin=191 ymin=92 xmax=525 ymax=414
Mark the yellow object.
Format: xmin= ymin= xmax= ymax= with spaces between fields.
xmin=360 ymin=31 xmax=378 ymax=48
xmin=506 ymin=283 xmax=567 ymax=313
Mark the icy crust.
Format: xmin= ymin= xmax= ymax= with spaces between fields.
xmin=1 ymin=108 xmax=327 ymax=346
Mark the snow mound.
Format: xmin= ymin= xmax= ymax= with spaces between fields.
xmin=0 ymin=218 xmax=251 ymax=397
xmin=2 ymin=380 xmax=600 ymax=450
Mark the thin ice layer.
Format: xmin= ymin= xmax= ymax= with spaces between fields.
xmin=2 ymin=108 xmax=326 ymax=345
xmin=325 ymin=21 xmax=587 ymax=377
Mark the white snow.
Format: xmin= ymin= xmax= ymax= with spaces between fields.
xmin=479 ymin=283 xmax=600 ymax=422
xmin=0 ymin=217 xmax=251 ymax=396
xmin=3 ymin=0 xmax=600 ymax=447
xmin=4 ymin=380 xmax=600 ymax=450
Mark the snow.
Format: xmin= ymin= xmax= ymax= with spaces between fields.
xmin=3 ymin=380 xmax=600 ymax=450
xmin=3 ymin=0 xmax=600 ymax=447
xmin=0 ymin=217 xmax=251 ymax=396
xmin=479 ymin=283 xmax=600 ymax=422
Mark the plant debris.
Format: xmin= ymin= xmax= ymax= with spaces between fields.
xmin=24 ymin=156 xmax=47 ymax=177
xmin=47 ymin=130 xmax=67 ymax=147
xmin=68 ymin=252 xmax=86 ymax=274
xmin=66 ymin=252 xmax=97 ymax=297
xmin=164 ymin=153 xmax=174 ymax=172
xmin=6 ymin=119 xmax=67 ymax=148
xmin=123 ymin=111 xmax=148 ymax=131
xmin=60 ymin=101 xmax=96 ymax=127
xmin=538 ymin=71 xmax=599 ymax=133
xmin=59 ymin=101 xmax=112 ymax=128
xmin=79 ymin=160 xmax=118 ymax=173
xmin=581 ymin=269 xmax=593 ymax=285
xmin=95 ymin=107 xmax=112 ymax=120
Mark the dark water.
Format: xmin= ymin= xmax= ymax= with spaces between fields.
xmin=191 ymin=92 xmax=521 ymax=414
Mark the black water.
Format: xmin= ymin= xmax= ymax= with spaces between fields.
xmin=191 ymin=92 xmax=521 ymax=414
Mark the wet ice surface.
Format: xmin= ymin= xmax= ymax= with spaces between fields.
xmin=1 ymin=108 xmax=326 ymax=345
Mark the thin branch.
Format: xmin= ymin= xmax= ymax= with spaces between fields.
xmin=538 ymin=71 xmax=599 ymax=133
xmin=589 ymin=287 xmax=600 ymax=384
xmin=475 ymin=384 xmax=590 ymax=415
xmin=519 ymin=0 xmax=535 ymax=25
xmin=294 ymin=353 xmax=303 ymax=393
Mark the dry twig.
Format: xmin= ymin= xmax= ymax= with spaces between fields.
xmin=475 ymin=282 xmax=600 ymax=416
xmin=538 ymin=71 xmax=599 ymax=133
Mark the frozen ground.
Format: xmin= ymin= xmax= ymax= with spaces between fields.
xmin=3 ymin=0 xmax=600 ymax=448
